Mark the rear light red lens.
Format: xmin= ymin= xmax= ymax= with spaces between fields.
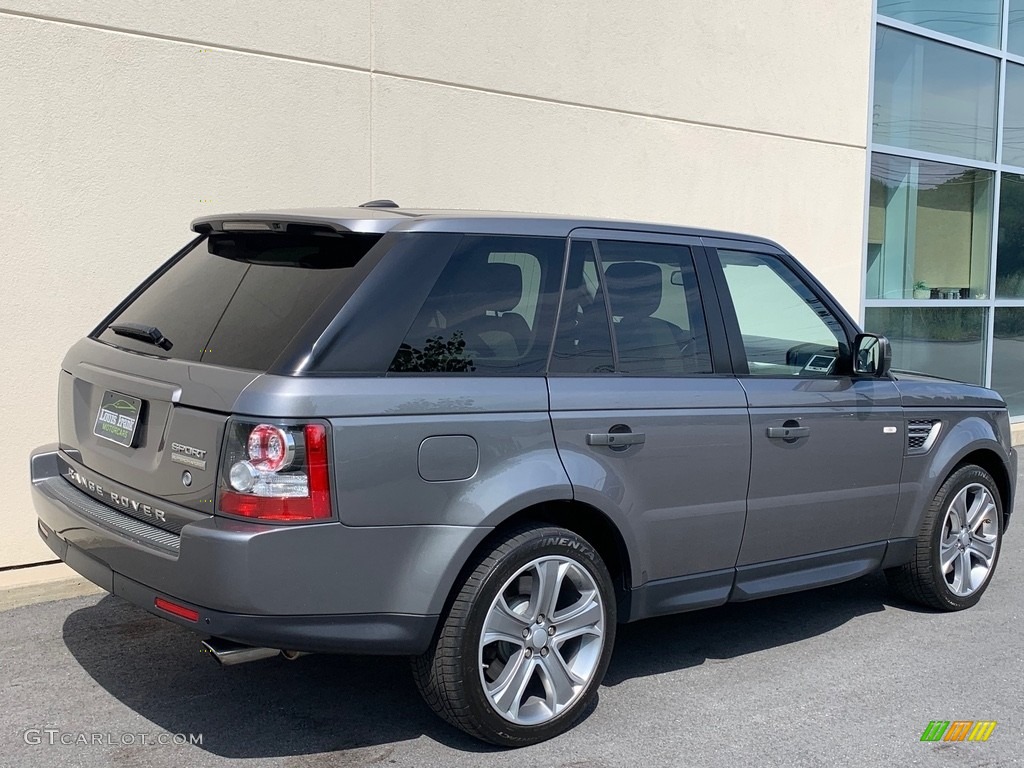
xmin=304 ymin=424 xmax=331 ymax=517
xmin=219 ymin=423 xmax=331 ymax=522
xmin=246 ymin=424 xmax=293 ymax=472
xmin=154 ymin=597 xmax=199 ymax=622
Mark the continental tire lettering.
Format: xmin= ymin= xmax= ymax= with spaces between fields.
xmin=540 ymin=536 xmax=596 ymax=561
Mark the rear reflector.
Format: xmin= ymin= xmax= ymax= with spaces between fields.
xmin=155 ymin=597 xmax=199 ymax=622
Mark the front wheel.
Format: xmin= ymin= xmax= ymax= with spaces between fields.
xmin=886 ymin=464 xmax=1003 ymax=611
xmin=412 ymin=525 xmax=616 ymax=747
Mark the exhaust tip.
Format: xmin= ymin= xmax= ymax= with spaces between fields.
xmin=202 ymin=638 xmax=280 ymax=666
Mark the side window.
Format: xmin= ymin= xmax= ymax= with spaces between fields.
xmin=717 ymin=249 xmax=849 ymax=376
xmin=550 ymin=241 xmax=616 ymax=373
xmin=550 ymin=238 xmax=713 ymax=375
xmin=388 ymin=235 xmax=564 ymax=374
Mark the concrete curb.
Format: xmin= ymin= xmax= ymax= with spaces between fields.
xmin=0 ymin=563 xmax=103 ymax=612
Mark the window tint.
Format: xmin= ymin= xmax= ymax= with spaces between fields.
xmin=550 ymin=241 xmax=616 ymax=373
xmin=718 ymin=250 xmax=848 ymax=376
xmin=96 ymin=232 xmax=382 ymax=371
xmin=388 ymin=236 xmax=564 ymax=374
xmin=551 ymin=238 xmax=712 ymax=375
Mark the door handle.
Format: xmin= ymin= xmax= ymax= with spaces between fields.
xmin=587 ymin=432 xmax=646 ymax=447
xmin=766 ymin=426 xmax=810 ymax=439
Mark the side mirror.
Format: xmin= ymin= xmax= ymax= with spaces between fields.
xmin=853 ymin=333 xmax=892 ymax=377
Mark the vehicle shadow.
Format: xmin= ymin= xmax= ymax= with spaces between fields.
xmin=604 ymin=571 xmax=922 ymax=685
xmin=62 ymin=573 xmax=920 ymax=758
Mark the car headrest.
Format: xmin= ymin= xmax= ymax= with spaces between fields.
xmin=604 ymin=262 xmax=662 ymax=318
xmin=482 ymin=262 xmax=523 ymax=313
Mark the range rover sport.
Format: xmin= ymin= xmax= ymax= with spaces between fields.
xmin=30 ymin=203 xmax=1016 ymax=746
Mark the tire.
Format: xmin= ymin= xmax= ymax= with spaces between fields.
xmin=412 ymin=525 xmax=617 ymax=747
xmin=886 ymin=464 xmax=1003 ymax=611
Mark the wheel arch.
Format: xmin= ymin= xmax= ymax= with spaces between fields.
xmin=438 ymin=500 xmax=636 ymax=625
xmin=892 ymin=416 xmax=1015 ymax=543
xmin=954 ymin=448 xmax=1012 ymax=530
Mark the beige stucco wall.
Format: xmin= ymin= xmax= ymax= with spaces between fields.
xmin=0 ymin=2 xmax=872 ymax=568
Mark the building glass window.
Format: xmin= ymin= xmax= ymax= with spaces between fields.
xmin=1003 ymin=64 xmax=1024 ymax=167
xmin=1008 ymin=0 xmax=1024 ymax=55
xmin=992 ymin=308 xmax=1024 ymax=414
xmin=870 ymin=6 xmax=1024 ymax=417
xmin=864 ymin=307 xmax=987 ymax=385
xmin=878 ymin=0 xmax=1002 ymax=48
xmin=996 ymin=173 xmax=1024 ymax=297
xmin=873 ymin=27 xmax=998 ymax=161
xmin=866 ymin=154 xmax=993 ymax=300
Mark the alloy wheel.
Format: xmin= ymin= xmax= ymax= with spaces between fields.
xmin=478 ymin=555 xmax=606 ymax=725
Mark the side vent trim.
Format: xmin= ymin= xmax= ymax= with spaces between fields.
xmin=906 ymin=419 xmax=942 ymax=455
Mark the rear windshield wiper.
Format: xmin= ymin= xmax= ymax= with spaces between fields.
xmin=109 ymin=322 xmax=173 ymax=351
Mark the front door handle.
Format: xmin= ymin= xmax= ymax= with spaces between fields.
xmin=587 ymin=432 xmax=646 ymax=447
xmin=766 ymin=426 xmax=810 ymax=439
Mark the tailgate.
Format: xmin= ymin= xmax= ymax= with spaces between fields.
xmin=57 ymin=339 xmax=259 ymax=530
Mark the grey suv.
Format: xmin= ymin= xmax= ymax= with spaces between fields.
xmin=30 ymin=204 xmax=1016 ymax=746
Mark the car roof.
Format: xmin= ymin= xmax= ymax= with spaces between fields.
xmin=191 ymin=205 xmax=783 ymax=248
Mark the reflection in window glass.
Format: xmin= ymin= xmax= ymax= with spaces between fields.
xmin=1003 ymin=64 xmax=1024 ymax=168
xmin=550 ymin=241 xmax=615 ymax=374
xmin=878 ymin=0 xmax=1001 ymax=47
xmin=873 ymin=27 xmax=998 ymax=161
xmin=1009 ymin=0 xmax=1024 ymax=55
xmin=866 ymin=155 xmax=993 ymax=300
xmin=992 ymin=308 xmax=1024 ymax=416
xmin=388 ymin=236 xmax=564 ymax=374
xmin=996 ymin=173 xmax=1024 ymax=297
xmin=864 ymin=307 xmax=987 ymax=384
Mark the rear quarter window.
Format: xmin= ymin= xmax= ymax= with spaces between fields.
xmin=388 ymin=235 xmax=565 ymax=375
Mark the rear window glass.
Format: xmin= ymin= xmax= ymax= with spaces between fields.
xmin=96 ymin=231 xmax=381 ymax=370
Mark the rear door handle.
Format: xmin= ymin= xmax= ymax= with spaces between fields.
xmin=587 ymin=432 xmax=646 ymax=447
xmin=766 ymin=426 xmax=810 ymax=439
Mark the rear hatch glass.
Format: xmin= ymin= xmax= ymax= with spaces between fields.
xmin=95 ymin=230 xmax=381 ymax=371
xmin=63 ymin=229 xmax=380 ymax=530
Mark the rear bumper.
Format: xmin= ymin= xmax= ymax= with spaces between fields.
xmin=31 ymin=445 xmax=491 ymax=654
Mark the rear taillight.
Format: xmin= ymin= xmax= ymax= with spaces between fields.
xmin=218 ymin=421 xmax=332 ymax=522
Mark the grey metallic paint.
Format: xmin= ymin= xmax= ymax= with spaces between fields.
xmin=30 ymin=207 xmax=1017 ymax=655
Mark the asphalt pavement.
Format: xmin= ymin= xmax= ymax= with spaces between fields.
xmin=3 ymin=491 xmax=1022 ymax=767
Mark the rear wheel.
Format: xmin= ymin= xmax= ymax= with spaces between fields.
xmin=412 ymin=525 xmax=616 ymax=746
xmin=886 ymin=464 xmax=1003 ymax=611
